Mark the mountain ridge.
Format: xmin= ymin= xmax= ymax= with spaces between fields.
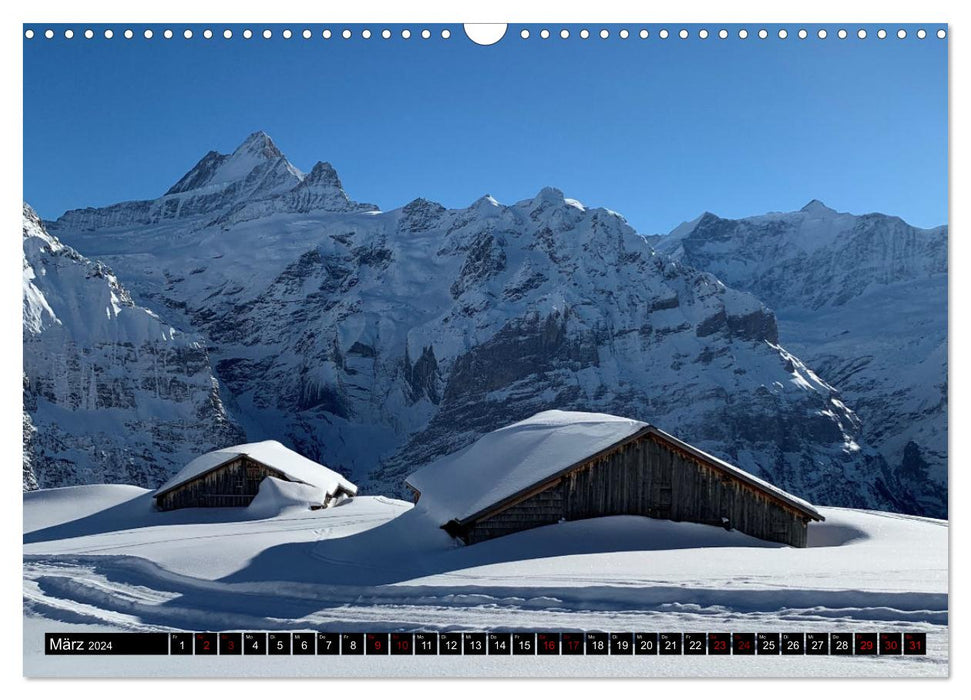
xmin=654 ymin=203 xmax=947 ymax=516
xmin=22 ymin=203 xmax=244 ymax=490
xmin=34 ymin=133 xmax=941 ymax=516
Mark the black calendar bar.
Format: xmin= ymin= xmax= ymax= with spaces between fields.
xmin=415 ymin=632 xmax=438 ymax=655
xmin=45 ymin=633 xmax=169 ymax=655
xmin=538 ymin=633 xmax=560 ymax=655
xmin=634 ymin=632 xmax=658 ymax=654
xmin=904 ymin=633 xmax=927 ymax=655
xmin=219 ymin=632 xmax=242 ymax=655
xmin=293 ymin=633 xmax=315 ymax=655
xmin=390 ymin=633 xmax=414 ymax=655
xmin=488 ymin=633 xmax=511 ymax=655
xmin=806 ymin=633 xmax=829 ymax=655
xmin=43 ymin=631 xmax=930 ymax=656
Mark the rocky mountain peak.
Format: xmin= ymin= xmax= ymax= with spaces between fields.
xmin=284 ymin=160 xmax=379 ymax=214
xmin=23 ymin=202 xmax=44 ymax=234
xmin=53 ymin=133 xmax=379 ymax=232
xmin=472 ymin=194 xmax=501 ymax=208
xmin=692 ymin=212 xmax=723 ymax=229
xmin=164 ymin=131 xmax=300 ymax=199
xmin=800 ymin=199 xmax=836 ymax=215
xmin=398 ymin=198 xmax=447 ymax=232
xmin=234 ymin=130 xmax=284 ymax=160
xmin=304 ymin=161 xmax=341 ymax=188
xmin=164 ymin=151 xmax=226 ymax=195
xmin=23 ymin=202 xmax=62 ymax=255
xmin=531 ymin=186 xmax=566 ymax=205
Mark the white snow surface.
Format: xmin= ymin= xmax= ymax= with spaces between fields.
xmin=23 ymin=485 xmax=947 ymax=676
xmin=156 ymin=440 xmax=356 ymax=500
xmin=23 ymin=485 xmax=947 ymax=603
xmin=246 ymin=477 xmax=335 ymax=518
xmin=406 ymin=410 xmax=646 ymax=522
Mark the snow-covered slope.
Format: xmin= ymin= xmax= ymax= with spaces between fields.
xmin=22 ymin=203 xmax=244 ymax=489
xmin=23 ymin=485 xmax=948 ymax=677
xmin=46 ymin=134 xmax=913 ymax=513
xmin=655 ymin=202 xmax=947 ymax=517
xmin=24 ymin=484 xmax=947 ymax=601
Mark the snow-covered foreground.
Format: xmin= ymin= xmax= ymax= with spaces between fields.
xmin=23 ymin=486 xmax=948 ymax=677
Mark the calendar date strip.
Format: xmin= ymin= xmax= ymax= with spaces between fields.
xmin=45 ymin=631 xmax=927 ymax=656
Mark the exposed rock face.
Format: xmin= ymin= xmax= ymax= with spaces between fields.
xmin=284 ymin=161 xmax=379 ymax=214
xmin=661 ymin=202 xmax=946 ymax=310
xmin=49 ymin=131 xmax=375 ymax=234
xmin=45 ymin=137 xmax=913 ymax=513
xmin=23 ymin=375 xmax=39 ymax=492
xmin=22 ymin=203 xmax=244 ymax=489
xmin=655 ymin=201 xmax=947 ymax=517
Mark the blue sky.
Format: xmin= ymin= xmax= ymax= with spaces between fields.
xmin=23 ymin=24 xmax=947 ymax=234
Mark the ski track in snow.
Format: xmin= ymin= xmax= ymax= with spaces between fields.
xmin=24 ymin=496 xmax=948 ymax=643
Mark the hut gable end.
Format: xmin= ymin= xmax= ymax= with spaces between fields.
xmin=154 ymin=440 xmax=358 ymax=512
xmin=154 ymin=456 xmax=290 ymax=511
xmin=418 ymin=413 xmax=822 ymax=549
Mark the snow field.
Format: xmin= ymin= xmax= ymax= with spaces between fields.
xmin=24 ymin=484 xmax=946 ymax=677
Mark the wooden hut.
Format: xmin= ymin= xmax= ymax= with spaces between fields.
xmin=154 ymin=440 xmax=356 ymax=511
xmin=405 ymin=411 xmax=823 ymax=547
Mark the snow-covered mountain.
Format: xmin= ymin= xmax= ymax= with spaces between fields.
xmin=22 ymin=203 xmax=243 ymax=490
xmin=54 ymin=131 xmax=377 ymax=234
xmin=42 ymin=133 xmax=921 ymax=513
xmin=655 ymin=201 xmax=947 ymax=517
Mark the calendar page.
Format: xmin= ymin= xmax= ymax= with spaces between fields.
xmin=21 ymin=18 xmax=948 ymax=679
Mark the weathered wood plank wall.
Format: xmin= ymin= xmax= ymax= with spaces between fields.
xmin=465 ymin=434 xmax=810 ymax=547
xmin=155 ymin=457 xmax=288 ymax=511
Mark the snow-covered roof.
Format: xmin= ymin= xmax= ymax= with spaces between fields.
xmin=405 ymin=411 xmax=648 ymax=523
xmin=405 ymin=410 xmax=821 ymax=525
xmin=155 ymin=440 xmax=356 ymax=500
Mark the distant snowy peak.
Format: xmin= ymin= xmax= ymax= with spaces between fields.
xmin=23 ymin=202 xmax=138 ymax=338
xmin=799 ymin=198 xmax=837 ymax=215
xmin=23 ymin=202 xmax=61 ymax=251
xmin=303 ymin=161 xmax=342 ymax=188
xmin=665 ymin=202 xmax=853 ymax=251
xmin=284 ymin=161 xmax=379 ymax=215
xmin=164 ymin=150 xmax=228 ymax=195
xmin=23 ymin=203 xmax=172 ymax=346
xmin=50 ymin=131 xmax=373 ymax=232
xmin=653 ymin=200 xmax=948 ymax=518
xmin=165 ymin=131 xmax=282 ymax=187
xmin=236 ymin=129 xmax=287 ymax=161
xmin=165 ymin=130 xmax=302 ymax=199
xmin=656 ymin=202 xmax=946 ymax=310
